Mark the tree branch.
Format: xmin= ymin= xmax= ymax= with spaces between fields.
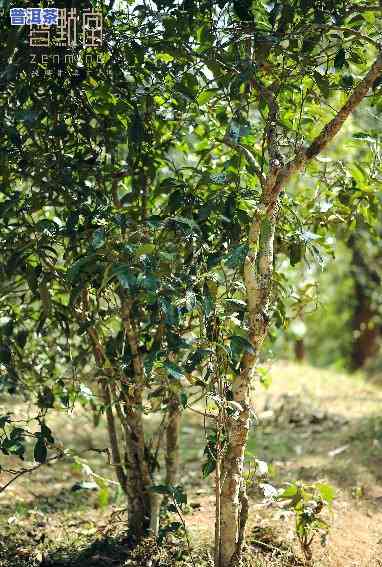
xmin=345 ymin=4 xmax=381 ymax=16
xmin=267 ymin=51 xmax=382 ymax=204
xmin=0 ymin=452 xmax=64 ymax=494
xmin=101 ymin=380 xmax=128 ymax=493
xmin=121 ymin=298 xmax=145 ymax=385
xmin=323 ymin=26 xmax=381 ymax=50
xmin=221 ymin=135 xmax=266 ymax=186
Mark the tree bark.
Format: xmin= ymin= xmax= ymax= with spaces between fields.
xmin=351 ymin=289 xmax=378 ymax=370
xmin=348 ymin=235 xmax=380 ymax=370
xmin=165 ymin=393 xmax=181 ymax=487
xmin=294 ymin=339 xmax=305 ymax=362
xmin=220 ymin=204 xmax=277 ymax=567
xmin=123 ymin=405 xmax=152 ymax=538
xmin=121 ymin=298 xmax=153 ymax=538
xmin=82 ymin=295 xmax=153 ymax=541
xmin=100 ymin=380 xmax=127 ymax=494
xmin=217 ymin=50 xmax=382 ymax=566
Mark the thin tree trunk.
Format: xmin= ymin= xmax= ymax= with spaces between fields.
xmin=165 ymin=393 xmax=181 ymax=487
xmin=294 ymin=338 xmax=305 ymax=362
xmin=351 ymin=289 xmax=378 ymax=370
xmin=101 ymin=381 xmax=127 ymax=494
xmin=220 ymin=205 xmax=276 ymax=567
xmin=214 ymin=366 xmax=225 ymax=567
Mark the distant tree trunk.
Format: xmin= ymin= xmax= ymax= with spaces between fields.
xmin=348 ymin=235 xmax=380 ymax=371
xmin=351 ymin=281 xmax=379 ymax=370
xmin=294 ymin=338 xmax=305 ymax=362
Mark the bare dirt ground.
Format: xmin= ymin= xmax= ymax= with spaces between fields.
xmin=0 ymin=361 xmax=381 ymax=566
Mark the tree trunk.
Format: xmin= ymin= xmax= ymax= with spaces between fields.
xmin=294 ymin=338 xmax=305 ymax=362
xmin=219 ymin=207 xmax=276 ymax=567
xmin=165 ymin=394 xmax=181 ymax=486
xmin=101 ymin=381 xmax=127 ymax=494
xmin=219 ymin=384 xmax=251 ymax=566
xmin=348 ymin=235 xmax=380 ymax=370
xmin=216 ymin=51 xmax=381 ymax=566
xmin=351 ymin=281 xmax=378 ymax=370
xmin=123 ymin=405 xmax=152 ymax=538
xmin=103 ymin=376 xmax=153 ymax=540
xmin=84 ymin=300 xmax=153 ymax=541
xmin=121 ymin=299 xmax=153 ymax=538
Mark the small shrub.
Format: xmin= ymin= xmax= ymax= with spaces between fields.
xmin=278 ymin=481 xmax=334 ymax=565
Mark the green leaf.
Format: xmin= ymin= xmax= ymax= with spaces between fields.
xmin=197 ymin=23 xmax=212 ymax=46
xmin=0 ymin=415 xmax=11 ymax=428
xmin=185 ymin=348 xmax=211 ymax=372
xmin=112 ymin=264 xmax=136 ymax=290
xmin=316 ymin=483 xmax=335 ymax=503
xmin=313 ymin=71 xmax=330 ymax=98
xmin=67 ymin=255 xmax=97 ymax=283
xmin=91 ymin=228 xmax=106 ymax=249
xmin=38 ymin=387 xmax=55 ymax=409
xmin=230 ymin=335 xmax=256 ymax=356
xmin=278 ymin=484 xmax=298 ymax=499
xmin=289 ymin=242 xmax=304 ymax=266
xmin=197 ymin=89 xmax=217 ymax=106
xmin=341 ymin=74 xmax=354 ymax=90
xmin=149 ymin=484 xmax=173 ymax=495
xmin=334 ymin=48 xmax=346 ymax=69
xmin=171 ymin=216 xmax=201 ymax=233
xmin=15 ymin=330 xmax=28 ymax=349
xmin=164 ymin=361 xmax=184 ymax=380
xmin=159 ymin=297 xmax=178 ymax=325
xmin=40 ymin=423 xmax=54 ymax=444
xmin=0 ymin=344 xmax=12 ymax=365
xmin=202 ymin=459 xmax=216 ymax=478
xmin=225 ymin=244 xmax=248 ymax=269
xmin=2 ymin=437 xmax=25 ymax=459
xmin=224 ymin=298 xmax=246 ymax=312
xmin=135 ymin=243 xmax=155 ymax=255
xmin=34 ymin=437 xmax=47 ymax=464
xmin=173 ymin=485 xmax=187 ymax=505
xmin=137 ymin=273 xmax=159 ymax=291
xmin=35 ymin=219 xmax=59 ymax=236
xmin=180 ymin=391 xmax=188 ymax=408
xmin=156 ymin=52 xmax=174 ymax=63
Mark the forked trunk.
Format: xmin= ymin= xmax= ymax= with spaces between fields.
xmin=216 ymin=50 xmax=382 ymax=566
xmin=102 ymin=379 xmax=153 ymax=539
xmin=121 ymin=298 xmax=153 ymax=538
xmin=85 ymin=300 xmax=154 ymax=541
